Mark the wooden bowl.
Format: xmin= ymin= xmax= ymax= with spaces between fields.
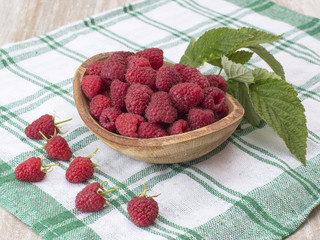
xmin=73 ymin=52 xmax=244 ymax=164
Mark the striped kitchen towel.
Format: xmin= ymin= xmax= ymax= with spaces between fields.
xmin=1 ymin=0 xmax=320 ymax=239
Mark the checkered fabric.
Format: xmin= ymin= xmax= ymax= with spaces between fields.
xmin=0 ymin=0 xmax=320 ymax=239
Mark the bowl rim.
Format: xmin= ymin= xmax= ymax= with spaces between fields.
xmin=73 ymin=52 xmax=244 ymax=147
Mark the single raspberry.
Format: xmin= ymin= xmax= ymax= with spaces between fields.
xmin=138 ymin=122 xmax=168 ymax=138
xmin=125 ymin=67 xmax=157 ymax=90
xmin=127 ymin=56 xmax=151 ymax=69
xmin=127 ymin=185 xmax=160 ymax=227
xmin=66 ymin=149 xmax=99 ymax=183
xmin=135 ymin=48 xmax=163 ymax=70
xmin=181 ymin=66 xmax=210 ymax=89
xmin=81 ymin=75 xmax=104 ymax=99
xmin=14 ymin=157 xmax=57 ymax=182
xmin=89 ymin=94 xmax=112 ymax=119
xmin=100 ymin=54 xmax=127 ymax=85
xmin=115 ymin=113 xmax=145 ymax=137
xmin=41 ymin=132 xmax=72 ymax=161
xmin=173 ymin=63 xmax=187 ymax=76
xmin=145 ymin=91 xmax=177 ymax=124
xmin=112 ymin=51 xmax=135 ymax=60
xmin=86 ymin=60 xmax=107 ymax=75
xmin=188 ymin=108 xmax=214 ymax=130
xmin=75 ymin=181 xmax=121 ymax=212
xmin=215 ymin=100 xmax=229 ymax=120
xmin=156 ymin=65 xmax=182 ymax=92
xmin=99 ymin=107 xmax=122 ymax=132
xmin=25 ymin=114 xmax=71 ymax=139
xmin=167 ymin=119 xmax=189 ymax=135
xmin=125 ymin=83 xmax=153 ymax=115
xmin=169 ymin=82 xmax=204 ymax=113
xmin=205 ymin=74 xmax=228 ymax=92
xmin=110 ymin=79 xmax=130 ymax=111
xmin=201 ymin=87 xmax=227 ymax=113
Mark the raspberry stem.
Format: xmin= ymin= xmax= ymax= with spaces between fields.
xmin=86 ymin=148 xmax=99 ymax=159
xmin=39 ymin=131 xmax=50 ymax=142
xmin=138 ymin=184 xmax=160 ymax=198
xmin=55 ymin=118 xmax=72 ymax=126
xmin=40 ymin=163 xmax=59 ymax=173
xmin=97 ymin=181 xmax=121 ymax=199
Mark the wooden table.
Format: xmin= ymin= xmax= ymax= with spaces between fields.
xmin=0 ymin=0 xmax=319 ymax=239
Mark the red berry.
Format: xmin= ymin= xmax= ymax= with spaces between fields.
xmin=99 ymin=107 xmax=122 ymax=132
xmin=81 ymin=75 xmax=103 ymax=99
xmin=75 ymin=182 xmax=121 ymax=212
xmin=86 ymin=60 xmax=107 ymax=75
xmin=181 ymin=66 xmax=210 ymax=89
xmin=89 ymin=94 xmax=112 ymax=119
xmin=156 ymin=65 xmax=182 ymax=92
xmin=110 ymin=79 xmax=130 ymax=111
xmin=145 ymin=91 xmax=177 ymax=124
xmin=169 ymin=82 xmax=204 ymax=113
xmin=127 ymin=56 xmax=151 ymax=69
xmin=125 ymin=67 xmax=157 ymax=90
xmin=125 ymin=83 xmax=153 ymax=115
xmin=100 ymin=53 xmax=128 ymax=85
xmin=135 ymin=48 xmax=163 ymax=70
xmin=25 ymin=114 xmax=71 ymax=140
xmin=188 ymin=108 xmax=214 ymax=130
xmin=115 ymin=113 xmax=145 ymax=137
xmin=42 ymin=133 xmax=72 ymax=161
xmin=127 ymin=185 xmax=159 ymax=227
xmin=201 ymin=87 xmax=227 ymax=113
xmin=138 ymin=122 xmax=168 ymax=138
xmin=205 ymin=74 xmax=228 ymax=92
xmin=167 ymin=119 xmax=189 ymax=135
xmin=66 ymin=149 xmax=98 ymax=183
xmin=173 ymin=63 xmax=187 ymax=76
xmin=14 ymin=157 xmax=57 ymax=182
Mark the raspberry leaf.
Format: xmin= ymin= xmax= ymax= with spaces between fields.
xmin=248 ymin=45 xmax=285 ymax=80
xmin=221 ymin=56 xmax=254 ymax=83
xmin=227 ymin=81 xmax=263 ymax=127
xmin=227 ymin=50 xmax=254 ymax=65
xmin=180 ymin=28 xmax=251 ymax=67
xmin=252 ymin=68 xmax=282 ymax=81
xmin=249 ymin=79 xmax=307 ymax=165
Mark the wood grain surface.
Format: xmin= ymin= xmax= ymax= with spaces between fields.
xmin=0 ymin=0 xmax=319 ymax=239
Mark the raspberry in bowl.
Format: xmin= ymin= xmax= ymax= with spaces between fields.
xmin=73 ymin=50 xmax=244 ymax=164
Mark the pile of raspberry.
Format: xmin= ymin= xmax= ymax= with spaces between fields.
xmin=81 ymin=48 xmax=229 ymax=138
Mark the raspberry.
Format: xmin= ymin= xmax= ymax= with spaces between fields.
xmin=14 ymin=157 xmax=57 ymax=182
xmin=25 ymin=114 xmax=71 ymax=140
xmin=181 ymin=66 xmax=210 ymax=89
xmin=86 ymin=60 xmax=106 ymax=75
xmin=89 ymin=94 xmax=112 ymax=119
xmin=156 ymin=65 xmax=182 ymax=92
xmin=167 ymin=119 xmax=189 ymax=135
xmin=110 ymin=79 xmax=130 ymax=111
xmin=115 ymin=113 xmax=145 ymax=137
xmin=136 ymin=48 xmax=163 ymax=70
xmin=173 ymin=63 xmax=187 ymax=76
xmin=125 ymin=67 xmax=157 ymax=90
xmin=201 ymin=87 xmax=227 ymax=113
xmin=65 ymin=149 xmax=98 ymax=183
xmin=138 ymin=122 xmax=168 ymax=138
xmin=75 ymin=182 xmax=121 ymax=212
xmin=41 ymin=133 xmax=72 ymax=161
xmin=125 ymin=83 xmax=153 ymax=115
xmin=169 ymin=82 xmax=204 ymax=113
xmin=127 ymin=56 xmax=151 ymax=69
xmin=100 ymin=53 xmax=127 ymax=84
xmin=205 ymin=74 xmax=228 ymax=92
xmin=127 ymin=185 xmax=159 ymax=227
xmin=81 ymin=75 xmax=103 ymax=99
xmin=145 ymin=91 xmax=177 ymax=124
xmin=188 ymin=108 xmax=214 ymax=130
xmin=215 ymin=100 xmax=229 ymax=120
xmin=99 ymin=107 xmax=122 ymax=132
xmin=113 ymin=51 xmax=135 ymax=60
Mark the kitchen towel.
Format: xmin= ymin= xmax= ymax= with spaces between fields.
xmin=0 ymin=0 xmax=320 ymax=239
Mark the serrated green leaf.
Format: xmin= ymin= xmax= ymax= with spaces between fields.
xmin=236 ymin=27 xmax=283 ymax=49
xmin=227 ymin=50 xmax=254 ymax=64
xmin=248 ymin=45 xmax=285 ymax=80
xmin=249 ymin=79 xmax=307 ymax=164
xmin=179 ymin=27 xmax=251 ymax=67
xmin=252 ymin=68 xmax=282 ymax=81
xmin=227 ymin=80 xmax=263 ymax=126
xmin=221 ymin=56 xmax=254 ymax=83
